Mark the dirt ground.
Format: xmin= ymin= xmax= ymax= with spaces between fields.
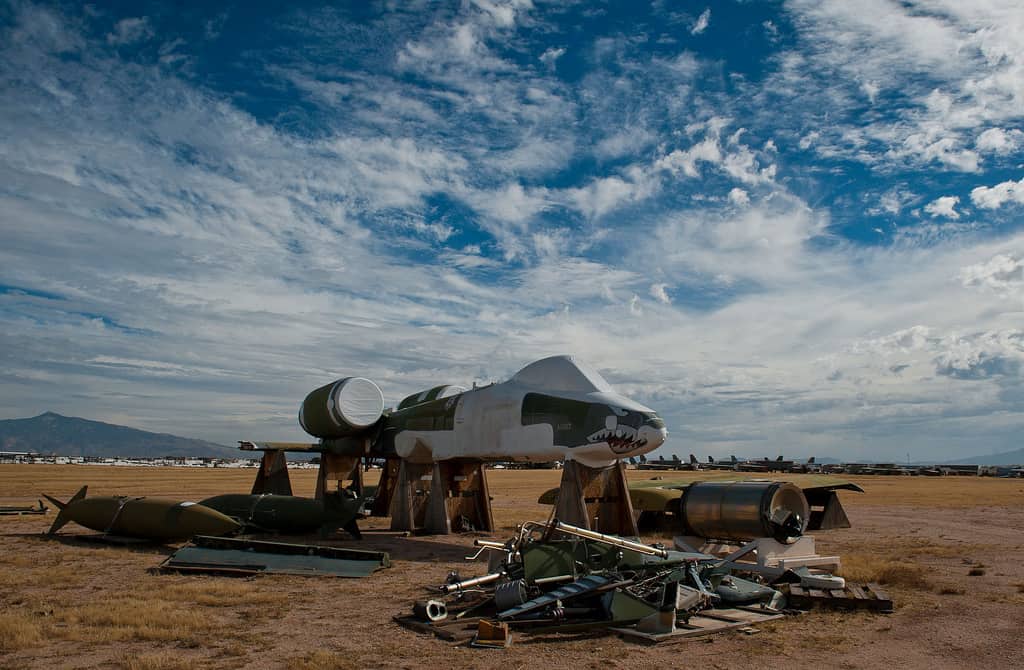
xmin=1 ymin=466 xmax=1022 ymax=669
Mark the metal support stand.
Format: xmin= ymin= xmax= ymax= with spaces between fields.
xmin=251 ymin=450 xmax=292 ymax=496
xmin=553 ymin=459 xmax=638 ymax=537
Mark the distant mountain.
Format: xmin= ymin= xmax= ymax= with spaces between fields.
xmin=0 ymin=412 xmax=238 ymax=458
xmin=948 ymin=448 xmax=1024 ymax=466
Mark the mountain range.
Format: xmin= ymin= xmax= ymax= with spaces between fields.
xmin=0 ymin=412 xmax=238 ymax=459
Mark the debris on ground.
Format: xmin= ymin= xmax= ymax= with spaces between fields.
xmin=0 ymin=500 xmax=48 ymax=515
xmin=397 ymin=518 xmax=871 ymax=645
xmin=159 ymin=535 xmax=390 ymax=577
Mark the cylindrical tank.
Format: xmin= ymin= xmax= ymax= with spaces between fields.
xmin=678 ymin=481 xmax=810 ymax=543
xmin=299 ymin=377 xmax=384 ymax=438
xmin=397 ymin=384 xmax=467 ymax=410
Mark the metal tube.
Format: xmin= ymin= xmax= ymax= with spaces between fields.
xmin=473 ymin=539 xmax=507 ymax=550
xmin=439 ymin=572 xmax=503 ymax=594
xmin=550 ymin=520 xmax=669 ymax=558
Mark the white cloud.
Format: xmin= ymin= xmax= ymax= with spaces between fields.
xmin=959 ymin=254 xmax=1024 ymax=297
xmin=971 ymin=176 xmax=1024 ymax=210
xmin=649 ymin=283 xmax=672 ymax=304
xmin=691 ymin=9 xmax=711 ymax=35
xmin=976 ymin=128 xmax=1023 ymax=154
xmin=107 ymin=17 xmax=153 ymax=46
xmin=539 ymin=46 xmax=565 ymax=68
xmin=924 ymin=196 xmax=961 ymax=219
xmin=728 ymin=188 xmax=750 ymax=206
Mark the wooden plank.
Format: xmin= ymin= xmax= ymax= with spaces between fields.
xmin=789 ymin=585 xmax=806 ymax=597
xmin=848 ymin=584 xmax=867 ymax=600
xmin=829 ymin=589 xmax=846 ymax=598
xmin=866 ymin=583 xmax=891 ymax=601
xmin=613 ymin=609 xmax=783 ymax=644
xmin=808 ymin=588 xmax=827 ymax=598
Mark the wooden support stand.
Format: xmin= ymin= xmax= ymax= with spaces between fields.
xmin=554 ymin=459 xmax=638 ymax=537
xmin=369 ymin=458 xmax=401 ymax=517
xmin=389 ymin=459 xmax=494 ymax=534
xmin=315 ymin=454 xmax=363 ymax=500
xmin=251 ymin=450 xmax=292 ymax=496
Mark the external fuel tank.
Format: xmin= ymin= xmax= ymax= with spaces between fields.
xmin=678 ymin=481 xmax=810 ymax=543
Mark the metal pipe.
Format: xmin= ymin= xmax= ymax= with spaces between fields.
xmin=473 ymin=539 xmax=507 ymax=550
xmin=439 ymin=572 xmax=503 ymax=594
xmin=550 ymin=520 xmax=669 ymax=558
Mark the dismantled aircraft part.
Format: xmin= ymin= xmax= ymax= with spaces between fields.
xmin=493 ymin=580 xmax=528 ymax=611
xmin=198 ymin=493 xmax=363 ymax=537
xmin=441 ymin=572 xmax=503 ymax=595
xmin=790 ymin=566 xmax=846 ymax=590
xmin=397 ymin=385 xmax=467 ymax=411
xmin=0 ymin=500 xmax=48 ymax=515
xmin=159 ymin=535 xmax=389 ymax=577
xmin=299 ymin=377 xmax=384 ymax=439
xmin=550 ymin=520 xmax=669 ymax=558
xmin=413 ymin=599 xmax=449 ymax=622
xmin=498 ymin=574 xmax=614 ymax=620
xmin=43 ymin=486 xmax=240 ymax=540
xmin=715 ymin=575 xmax=780 ymax=605
xmin=679 ymin=481 xmax=810 ymax=543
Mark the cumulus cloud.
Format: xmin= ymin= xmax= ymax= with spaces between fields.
xmin=728 ymin=188 xmax=750 ymax=206
xmin=971 ymin=177 xmax=1024 ymax=210
xmin=924 ymin=196 xmax=961 ymax=219
xmin=959 ymin=254 xmax=1024 ymax=296
xmin=976 ymin=128 xmax=1023 ymax=155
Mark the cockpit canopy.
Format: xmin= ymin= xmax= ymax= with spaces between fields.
xmin=510 ymin=355 xmax=613 ymax=393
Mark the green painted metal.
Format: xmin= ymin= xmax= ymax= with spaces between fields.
xmin=159 ymin=535 xmax=390 ymax=577
xmin=199 ymin=493 xmax=362 ymax=535
xmin=44 ymin=487 xmax=240 ymax=540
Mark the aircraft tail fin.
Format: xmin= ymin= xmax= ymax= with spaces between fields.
xmin=730 ymin=455 xmax=737 ymax=463
xmin=689 ymin=454 xmax=697 ymax=464
xmin=808 ymin=456 xmax=815 ymax=464
xmin=43 ymin=485 xmax=86 ymax=535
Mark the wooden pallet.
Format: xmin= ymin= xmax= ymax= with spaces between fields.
xmin=394 ymin=615 xmax=483 ymax=643
xmin=783 ymin=582 xmax=894 ymax=613
xmin=611 ymin=606 xmax=785 ymax=644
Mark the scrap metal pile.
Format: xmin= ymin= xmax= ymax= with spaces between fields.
xmin=402 ymin=519 xmax=818 ymax=646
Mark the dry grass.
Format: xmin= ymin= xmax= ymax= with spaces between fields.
xmin=287 ymin=650 xmax=363 ymax=670
xmin=57 ymin=598 xmax=211 ymax=644
xmin=116 ymin=652 xmax=193 ymax=670
xmin=0 ymin=613 xmax=43 ymax=651
xmin=839 ymin=553 xmax=932 ymax=590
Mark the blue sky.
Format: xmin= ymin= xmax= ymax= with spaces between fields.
xmin=1 ymin=1 xmax=1023 ymax=461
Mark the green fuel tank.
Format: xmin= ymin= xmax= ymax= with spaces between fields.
xmin=299 ymin=377 xmax=384 ymax=439
xmin=199 ymin=493 xmax=363 ymax=537
xmin=44 ymin=486 xmax=241 ymax=540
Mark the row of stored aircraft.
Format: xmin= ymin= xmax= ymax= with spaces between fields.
xmin=631 ymin=453 xmax=819 ymax=473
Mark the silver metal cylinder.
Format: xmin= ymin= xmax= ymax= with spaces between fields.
xmin=439 ymin=572 xmax=503 ymax=594
xmin=679 ymin=481 xmax=810 ymax=542
xmin=550 ymin=520 xmax=669 ymax=558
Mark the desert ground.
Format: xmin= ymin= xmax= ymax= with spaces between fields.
xmin=1 ymin=465 xmax=1022 ymax=670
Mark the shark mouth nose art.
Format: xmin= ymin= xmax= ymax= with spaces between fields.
xmin=587 ymin=419 xmax=647 ymax=455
